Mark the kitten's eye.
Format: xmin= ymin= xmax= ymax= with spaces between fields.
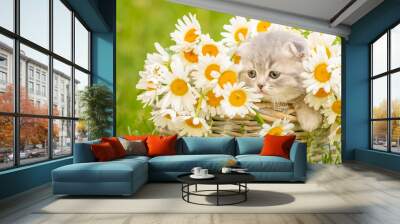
xmin=248 ymin=70 xmax=257 ymax=78
xmin=269 ymin=71 xmax=281 ymax=79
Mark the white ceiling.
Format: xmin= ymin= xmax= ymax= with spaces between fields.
xmin=169 ymin=0 xmax=384 ymax=37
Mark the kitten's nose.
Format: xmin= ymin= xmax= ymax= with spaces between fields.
xmin=257 ymin=84 xmax=264 ymax=90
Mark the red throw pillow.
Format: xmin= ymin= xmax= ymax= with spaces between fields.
xmin=260 ymin=134 xmax=296 ymax=159
xmin=146 ymin=135 xmax=177 ymax=157
xmin=91 ymin=142 xmax=117 ymax=161
xmin=101 ymin=137 xmax=126 ymax=158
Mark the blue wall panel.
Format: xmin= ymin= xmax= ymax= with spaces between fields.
xmin=344 ymin=0 xmax=400 ymax=171
xmin=0 ymin=158 xmax=72 ymax=199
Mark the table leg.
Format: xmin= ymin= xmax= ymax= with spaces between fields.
xmin=245 ymin=183 xmax=247 ymax=201
xmin=216 ymin=184 xmax=219 ymax=206
xmin=195 ymin=184 xmax=197 ymax=192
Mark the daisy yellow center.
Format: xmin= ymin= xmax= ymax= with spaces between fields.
xmin=183 ymin=50 xmax=198 ymax=63
xmin=268 ymin=126 xmax=283 ymax=136
xmin=229 ymin=89 xmax=247 ymax=107
xmin=257 ymin=21 xmax=271 ymax=32
xmin=206 ymin=90 xmax=223 ymax=107
xmin=314 ymin=63 xmax=331 ymax=83
xmin=202 ymin=44 xmax=219 ymax=56
xmin=314 ymin=88 xmax=330 ymax=98
xmin=218 ymin=70 xmax=237 ymax=87
xmin=234 ymin=27 xmax=248 ymax=42
xmin=184 ymin=28 xmax=198 ymax=43
xmin=170 ymin=78 xmax=188 ymax=96
xmin=331 ymin=100 xmax=341 ymax=114
xmin=232 ymin=53 xmax=241 ymax=64
xmin=205 ymin=64 xmax=220 ymax=81
xmin=164 ymin=114 xmax=172 ymax=120
xmin=185 ymin=118 xmax=203 ymax=129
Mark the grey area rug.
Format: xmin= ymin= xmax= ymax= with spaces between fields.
xmin=38 ymin=183 xmax=362 ymax=214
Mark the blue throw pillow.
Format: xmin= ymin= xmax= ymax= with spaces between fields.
xmin=180 ymin=137 xmax=235 ymax=155
xmin=236 ymin=137 xmax=264 ymax=155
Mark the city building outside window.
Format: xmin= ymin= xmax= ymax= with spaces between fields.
xmin=0 ymin=0 xmax=91 ymax=170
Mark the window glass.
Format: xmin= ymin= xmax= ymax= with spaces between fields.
xmin=74 ymin=18 xmax=89 ymax=69
xmin=75 ymin=120 xmax=88 ymax=143
xmin=372 ymin=121 xmax=388 ymax=151
xmin=372 ymin=77 xmax=387 ymax=119
xmin=372 ymin=34 xmax=387 ymax=76
xmin=391 ymin=24 xmax=400 ymax=70
xmin=0 ymin=116 xmax=14 ymax=170
xmin=20 ymin=44 xmax=49 ymax=115
xmin=20 ymin=0 xmax=49 ymax=48
xmin=19 ymin=117 xmax=49 ymax=165
xmin=0 ymin=34 xmax=14 ymax=112
xmin=0 ymin=0 xmax=14 ymax=31
xmin=391 ymin=120 xmax=400 ymax=153
xmin=53 ymin=59 xmax=72 ymax=117
xmin=391 ymin=72 xmax=400 ymax=118
xmin=53 ymin=119 xmax=72 ymax=157
xmin=74 ymin=69 xmax=89 ymax=118
xmin=53 ymin=0 xmax=72 ymax=60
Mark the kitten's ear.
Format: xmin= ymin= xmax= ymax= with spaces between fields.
xmin=284 ymin=40 xmax=308 ymax=59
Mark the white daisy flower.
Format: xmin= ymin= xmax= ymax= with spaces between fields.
xmin=322 ymin=97 xmax=341 ymax=125
xmin=170 ymin=13 xmax=201 ymax=52
xmin=202 ymin=89 xmax=224 ymax=117
xmin=136 ymin=71 xmax=161 ymax=106
xmin=193 ymin=55 xmax=230 ymax=89
xmin=304 ymin=88 xmax=335 ymax=110
xmin=302 ymin=46 xmax=341 ymax=95
xmin=249 ymin=19 xmax=287 ymax=36
xmin=221 ymin=16 xmax=251 ymax=47
xmin=159 ymin=57 xmax=198 ymax=111
xmin=178 ymin=114 xmax=210 ymax=136
xmin=145 ymin=42 xmax=171 ymax=66
xmin=196 ymin=34 xmax=226 ymax=57
xmin=221 ymin=82 xmax=262 ymax=118
xmin=307 ymin=32 xmax=340 ymax=59
xmin=213 ymin=63 xmax=241 ymax=96
xmin=151 ymin=109 xmax=178 ymax=130
xmin=259 ymin=119 xmax=295 ymax=136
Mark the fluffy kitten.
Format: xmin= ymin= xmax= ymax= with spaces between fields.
xmin=237 ymin=30 xmax=322 ymax=132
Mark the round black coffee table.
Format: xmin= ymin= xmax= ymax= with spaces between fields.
xmin=177 ymin=173 xmax=255 ymax=206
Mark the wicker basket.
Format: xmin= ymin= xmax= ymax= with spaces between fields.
xmin=209 ymin=101 xmax=305 ymax=140
xmin=157 ymin=100 xmax=306 ymax=140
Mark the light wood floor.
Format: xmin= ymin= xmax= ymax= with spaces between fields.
xmin=1 ymin=162 xmax=400 ymax=224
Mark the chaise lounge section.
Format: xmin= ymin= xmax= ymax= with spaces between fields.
xmin=52 ymin=137 xmax=307 ymax=196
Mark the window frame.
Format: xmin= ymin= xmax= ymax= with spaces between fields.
xmin=0 ymin=0 xmax=92 ymax=171
xmin=370 ymin=22 xmax=400 ymax=154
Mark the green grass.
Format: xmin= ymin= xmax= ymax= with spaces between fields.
xmin=116 ymin=0 xmax=233 ymax=135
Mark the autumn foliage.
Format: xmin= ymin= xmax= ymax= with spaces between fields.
xmin=0 ymin=85 xmax=59 ymax=150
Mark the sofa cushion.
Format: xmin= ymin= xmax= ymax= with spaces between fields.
xmin=91 ymin=142 xmax=118 ymax=161
xmin=178 ymin=137 xmax=235 ymax=155
xmin=101 ymin=137 xmax=127 ymax=158
xmin=236 ymin=155 xmax=293 ymax=172
xmin=260 ymin=134 xmax=296 ymax=159
xmin=236 ymin=137 xmax=263 ymax=155
xmin=147 ymin=135 xmax=177 ymax=157
xmin=53 ymin=159 xmax=147 ymax=183
xmin=149 ymin=154 xmax=235 ymax=172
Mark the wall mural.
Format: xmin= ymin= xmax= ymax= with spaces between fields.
xmin=116 ymin=0 xmax=341 ymax=164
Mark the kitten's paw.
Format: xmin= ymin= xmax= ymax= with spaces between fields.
xmin=295 ymin=102 xmax=322 ymax=132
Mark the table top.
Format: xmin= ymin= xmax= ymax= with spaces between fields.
xmin=177 ymin=172 xmax=255 ymax=185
